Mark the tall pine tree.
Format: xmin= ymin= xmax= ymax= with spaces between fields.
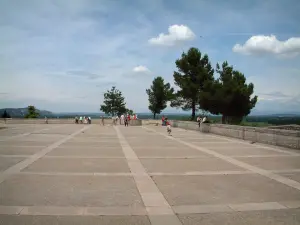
xmin=25 ymin=106 xmax=39 ymax=118
xmin=200 ymin=61 xmax=257 ymax=124
xmin=100 ymin=86 xmax=127 ymax=116
xmin=146 ymin=77 xmax=174 ymax=119
xmin=171 ymin=47 xmax=214 ymax=120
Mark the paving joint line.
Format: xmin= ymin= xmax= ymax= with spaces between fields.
xmin=142 ymin=126 xmax=300 ymax=191
xmin=114 ymin=126 xmax=183 ymax=225
xmin=1 ymin=200 xmax=300 ymax=216
xmin=9 ymin=169 xmax=300 ymax=177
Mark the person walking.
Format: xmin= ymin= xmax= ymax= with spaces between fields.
xmin=165 ymin=118 xmax=172 ymax=135
xmin=197 ymin=116 xmax=201 ymax=127
xmin=101 ymin=116 xmax=105 ymax=126
xmin=120 ymin=114 xmax=124 ymax=125
xmin=162 ymin=115 xmax=165 ymax=126
xmin=124 ymin=116 xmax=128 ymax=127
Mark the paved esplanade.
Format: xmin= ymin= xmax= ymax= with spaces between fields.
xmin=0 ymin=124 xmax=300 ymax=224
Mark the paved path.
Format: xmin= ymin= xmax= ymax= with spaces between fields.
xmin=0 ymin=124 xmax=300 ymax=224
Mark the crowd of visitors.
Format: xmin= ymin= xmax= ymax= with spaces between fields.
xmin=112 ymin=114 xmax=138 ymax=126
xmin=73 ymin=114 xmax=138 ymax=126
xmin=75 ymin=116 xmax=92 ymax=124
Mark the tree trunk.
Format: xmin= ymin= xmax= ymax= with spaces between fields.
xmin=153 ymin=113 xmax=156 ymax=119
xmin=191 ymin=101 xmax=196 ymax=121
xmin=222 ymin=115 xmax=226 ymax=124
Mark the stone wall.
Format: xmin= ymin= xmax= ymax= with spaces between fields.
xmin=1 ymin=118 xmax=142 ymax=126
xmin=170 ymin=120 xmax=300 ymax=149
xmin=141 ymin=119 xmax=160 ymax=126
xmin=2 ymin=118 xmax=299 ymax=149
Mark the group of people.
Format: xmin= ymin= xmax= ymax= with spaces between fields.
xmin=112 ymin=114 xmax=138 ymax=126
xmin=75 ymin=116 xmax=92 ymax=124
xmin=96 ymin=114 xmax=138 ymax=126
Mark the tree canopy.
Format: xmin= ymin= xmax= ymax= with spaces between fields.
xmin=146 ymin=76 xmax=174 ymax=119
xmin=100 ymin=86 xmax=127 ymax=116
xmin=126 ymin=109 xmax=134 ymax=115
xmin=25 ymin=106 xmax=39 ymax=118
xmin=200 ymin=61 xmax=258 ymax=124
xmin=171 ymin=47 xmax=214 ymax=120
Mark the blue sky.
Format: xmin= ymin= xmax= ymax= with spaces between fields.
xmin=0 ymin=0 xmax=300 ymax=114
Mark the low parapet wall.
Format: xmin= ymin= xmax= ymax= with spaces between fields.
xmin=142 ymin=119 xmax=160 ymax=126
xmin=170 ymin=120 xmax=300 ymax=149
xmin=1 ymin=118 xmax=142 ymax=126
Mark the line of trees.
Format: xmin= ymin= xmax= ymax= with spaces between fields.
xmin=146 ymin=47 xmax=257 ymax=124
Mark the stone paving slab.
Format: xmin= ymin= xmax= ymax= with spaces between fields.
xmin=206 ymin=146 xmax=291 ymax=156
xmin=278 ymin=172 xmax=300 ymax=183
xmin=238 ymin=156 xmax=300 ymax=170
xmin=0 ymin=215 xmax=151 ymax=225
xmin=0 ymin=157 xmax=27 ymax=172
xmin=22 ymin=158 xmax=130 ymax=173
xmin=132 ymin=148 xmax=209 ymax=157
xmin=47 ymin=147 xmax=125 ymax=157
xmin=1 ymin=124 xmax=300 ymax=224
xmin=152 ymin=174 xmax=300 ymax=206
xmin=18 ymin=136 xmax=65 ymax=142
xmin=0 ymin=141 xmax=51 ymax=147
xmin=0 ymin=175 xmax=143 ymax=207
xmin=0 ymin=146 xmax=43 ymax=155
xmin=140 ymin=158 xmax=245 ymax=173
xmin=178 ymin=209 xmax=300 ymax=225
xmin=60 ymin=141 xmax=121 ymax=148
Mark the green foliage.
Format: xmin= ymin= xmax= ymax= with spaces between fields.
xmin=200 ymin=61 xmax=257 ymax=124
xmin=1 ymin=110 xmax=10 ymax=118
xmin=126 ymin=109 xmax=134 ymax=115
xmin=100 ymin=86 xmax=127 ymax=116
xmin=146 ymin=76 xmax=174 ymax=119
xmin=25 ymin=105 xmax=39 ymax=118
xmin=171 ymin=47 xmax=214 ymax=120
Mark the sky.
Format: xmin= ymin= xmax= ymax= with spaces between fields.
xmin=0 ymin=0 xmax=300 ymax=114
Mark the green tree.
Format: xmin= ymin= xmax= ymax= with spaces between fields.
xmin=100 ymin=86 xmax=127 ymax=116
xmin=1 ymin=110 xmax=11 ymax=118
xmin=146 ymin=76 xmax=174 ymax=119
xmin=200 ymin=61 xmax=258 ymax=124
xmin=171 ymin=47 xmax=214 ymax=120
xmin=25 ymin=105 xmax=39 ymax=118
xmin=126 ymin=109 xmax=134 ymax=115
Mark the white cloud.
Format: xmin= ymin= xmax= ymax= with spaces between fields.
xmin=233 ymin=35 xmax=300 ymax=57
xmin=148 ymin=24 xmax=195 ymax=46
xmin=133 ymin=65 xmax=150 ymax=73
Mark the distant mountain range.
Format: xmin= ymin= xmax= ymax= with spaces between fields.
xmin=1 ymin=108 xmax=300 ymax=118
xmin=0 ymin=108 xmax=53 ymax=118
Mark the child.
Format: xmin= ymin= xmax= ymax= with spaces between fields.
xmin=165 ymin=118 xmax=171 ymax=135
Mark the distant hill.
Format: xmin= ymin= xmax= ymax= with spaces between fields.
xmin=0 ymin=108 xmax=53 ymax=118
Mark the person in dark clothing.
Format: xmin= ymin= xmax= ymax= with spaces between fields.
xmin=124 ymin=116 xmax=129 ymax=127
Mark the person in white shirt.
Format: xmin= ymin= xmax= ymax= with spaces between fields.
xmin=121 ymin=114 xmax=124 ymax=125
